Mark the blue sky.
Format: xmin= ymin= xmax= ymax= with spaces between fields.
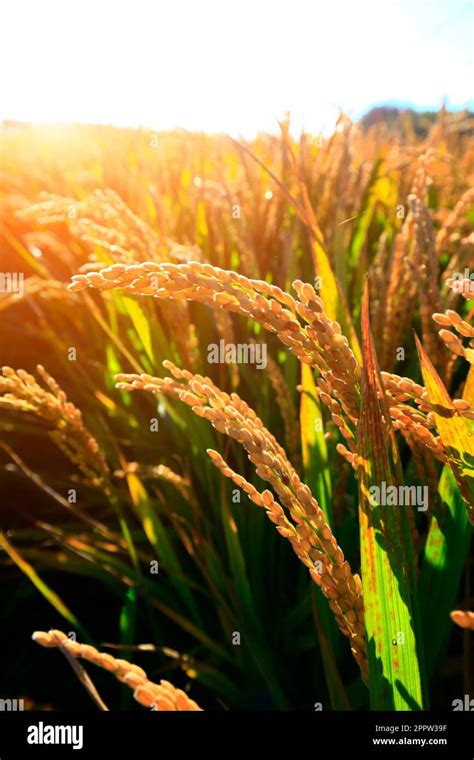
xmin=1 ymin=0 xmax=472 ymax=135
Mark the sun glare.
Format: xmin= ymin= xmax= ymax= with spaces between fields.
xmin=1 ymin=0 xmax=472 ymax=135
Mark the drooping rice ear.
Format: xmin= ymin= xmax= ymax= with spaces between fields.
xmin=32 ymin=630 xmax=202 ymax=711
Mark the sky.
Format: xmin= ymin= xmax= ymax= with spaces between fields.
xmin=0 ymin=0 xmax=472 ymax=136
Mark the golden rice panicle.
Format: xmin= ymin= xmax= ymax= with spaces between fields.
xmin=17 ymin=192 xmax=78 ymax=225
xmin=292 ymin=279 xmax=361 ymax=420
xmin=207 ymin=449 xmax=286 ymax=512
xmin=32 ymin=630 xmax=202 ymax=711
xmin=336 ymin=442 xmax=358 ymax=468
xmin=20 ymin=189 xmax=162 ymax=264
xmin=380 ymin=372 xmax=429 ymax=409
xmin=69 ymin=262 xmax=361 ymax=432
xmin=206 ymin=449 xmax=367 ymax=677
xmin=433 ymin=309 xmax=474 ymax=364
xmin=380 ymin=370 xmax=473 ymax=442
xmin=90 ymin=189 xmax=161 ymax=262
xmin=116 ymin=363 xmax=367 ymax=677
xmin=441 ymin=233 xmax=474 ymax=310
xmin=113 ymin=462 xmax=193 ymax=501
xmin=381 ymin=371 xmax=449 ymax=459
xmin=114 ymin=461 xmax=189 ymax=488
xmin=436 ymin=187 xmax=474 ymax=254
xmin=450 ymin=610 xmax=474 ymax=631
xmin=0 ymin=365 xmax=109 ymax=484
xmin=389 ymin=404 xmax=446 ymax=462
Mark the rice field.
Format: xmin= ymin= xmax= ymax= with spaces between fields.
xmin=0 ymin=112 xmax=473 ymax=712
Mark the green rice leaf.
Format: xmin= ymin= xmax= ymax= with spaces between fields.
xmin=0 ymin=531 xmax=89 ymax=640
xmin=357 ymin=286 xmax=424 ymax=710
